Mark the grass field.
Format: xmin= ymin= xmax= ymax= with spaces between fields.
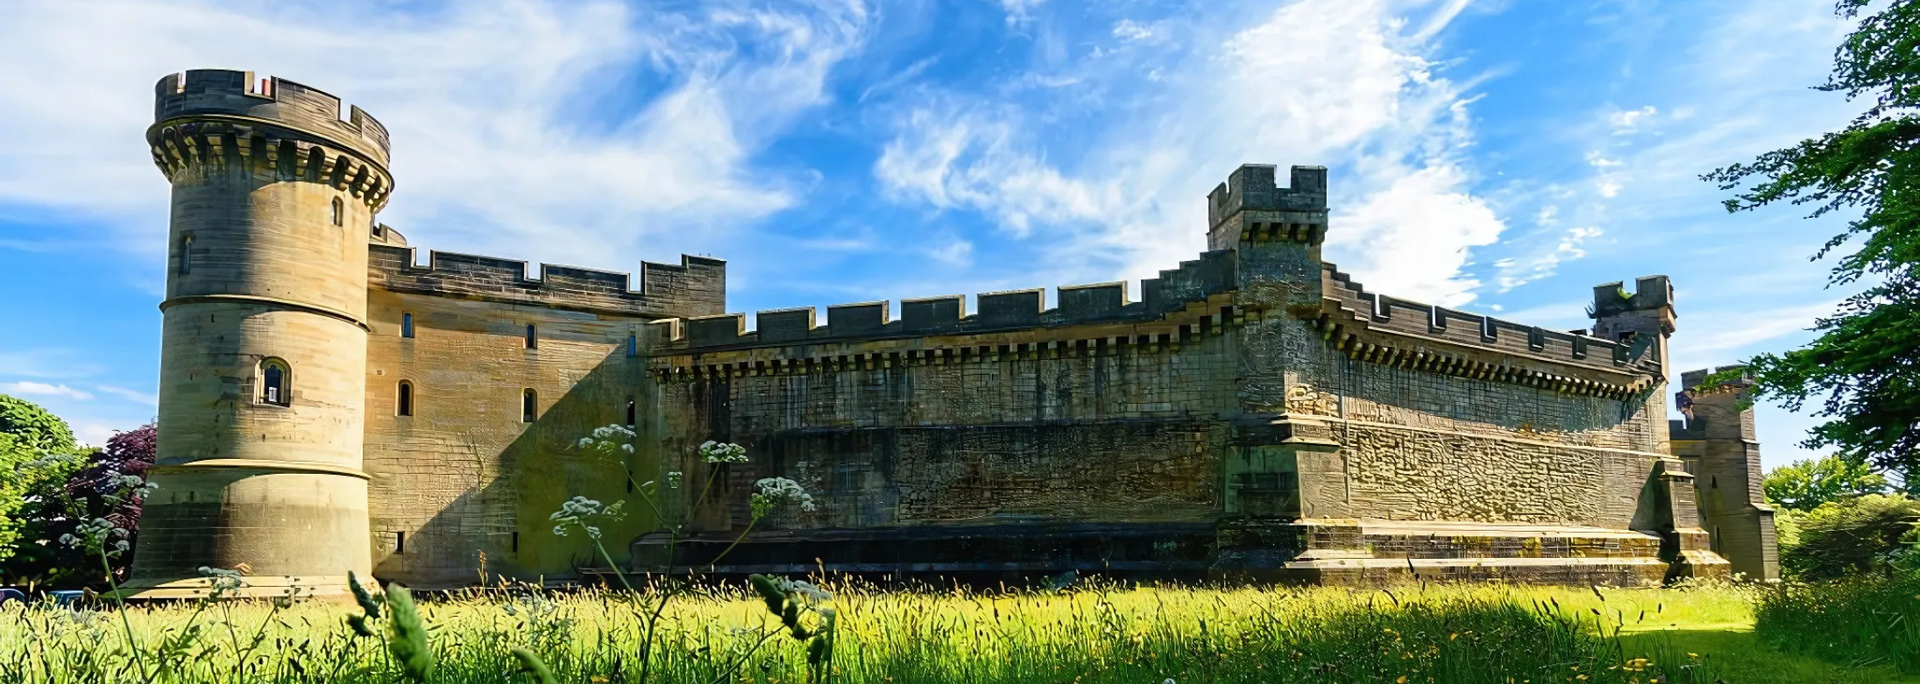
xmin=2 ymin=578 xmax=1912 ymax=684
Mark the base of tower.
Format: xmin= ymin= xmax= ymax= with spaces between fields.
xmin=121 ymin=574 xmax=368 ymax=601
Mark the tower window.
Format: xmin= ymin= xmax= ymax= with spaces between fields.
xmin=627 ymin=333 xmax=637 ymax=357
xmin=525 ymin=324 xmax=538 ymax=349
xmin=511 ymin=531 xmax=520 ymax=553
xmin=331 ymin=197 xmax=344 ymax=227
xmin=179 ymin=234 xmax=193 ymax=275
xmin=626 ymin=398 xmax=636 ymax=427
xmin=402 ymin=313 xmax=414 ymax=338
xmin=522 ymin=389 xmax=537 ymax=423
xmin=259 ymin=358 xmax=291 ymax=406
xmin=394 ymin=531 xmax=406 ymax=554
xmin=397 ymin=381 xmax=413 ymax=416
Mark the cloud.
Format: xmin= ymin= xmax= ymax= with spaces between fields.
xmin=1112 ymin=20 xmax=1159 ymax=42
xmin=0 ymin=0 xmax=873 ymax=270
xmin=1491 ymin=226 xmax=1603 ymax=293
xmin=1608 ymin=105 xmax=1658 ymax=134
xmin=2 ymin=381 xmax=93 ymax=401
xmin=998 ymin=0 xmax=1046 ymax=25
xmin=875 ymin=0 xmax=1503 ymax=302
xmin=96 ymin=385 xmax=159 ymax=407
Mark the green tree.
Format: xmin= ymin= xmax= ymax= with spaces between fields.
xmin=1781 ymin=494 xmax=1920 ymax=579
xmin=1702 ymin=0 xmax=1920 ymax=477
xmin=1765 ymin=454 xmax=1892 ymax=511
xmin=0 ymin=395 xmax=82 ymax=566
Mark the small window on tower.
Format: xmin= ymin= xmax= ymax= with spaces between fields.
xmin=626 ymin=398 xmax=636 ymax=427
xmin=394 ymin=531 xmax=406 ymax=554
xmin=259 ymin=358 xmax=291 ymax=406
xmin=402 ymin=313 xmax=414 ymax=338
xmin=331 ymin=197 xmax=344 ymax=227
xmin=526 ymin=324 xmax=538 ymax=350
xmin=522 ymin=389 xmax=537 ymax=423
xmin=397 ymin=381 xmax=413 ymax=416
xmin=179 ymin=234 xmax=193 ymax=275
xmin=627 ymin=333 xmax=638 ymax=357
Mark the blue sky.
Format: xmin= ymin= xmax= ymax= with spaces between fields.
xmin=0 ymin=0 xmax=1865 ymax=468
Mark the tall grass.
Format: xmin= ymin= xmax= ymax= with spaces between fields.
xmin=1755 ymin=573 xmax=1920 ymax=672
xmin=1 ymin=580 xmax=1733 ymax=684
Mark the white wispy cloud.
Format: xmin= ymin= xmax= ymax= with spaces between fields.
xmin=875 ymin=0 xmax=1503 ymax=304
xmin=96 ymin=385 xmax=159 ymax=407
xmin=2 ymin=381 xmax=94 ymax=401
xmin=0 ymin=0 xmax=873 ymax=270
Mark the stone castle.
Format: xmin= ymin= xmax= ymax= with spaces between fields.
xmin=127 ymin=70 xmax=1778 ymax=597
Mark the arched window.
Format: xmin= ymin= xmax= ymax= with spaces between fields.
xmin=522 ymin=389 xmax=537 ymax=423
xmin=179 ymin=234 xmax=193 ymax=275
xmin=330 ymin=197 xmax=344 ymax=227
xmin=260 ymin=358 xmax=291 ymax=406
xmin=525 ymin=324 xmax=538 ymax=350
xmin=401 ymin=312 xmax=414 ymax=339
xmin=397 ymin=381 xmax=413 ymax=416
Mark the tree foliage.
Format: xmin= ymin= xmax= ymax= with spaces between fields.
xmin=0 ymin=395 xmax=81 ymax=566
xmin=1781 ymin=494 xmax=1920 ymax=579
xmin=1764 ymin=454 xmax=1893 ymax=511
xmin=1703 ymin=0 xmax=1920 ymax=475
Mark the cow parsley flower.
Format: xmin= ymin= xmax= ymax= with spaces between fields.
xmin=698 ymin=441 xmax=749 ymax=464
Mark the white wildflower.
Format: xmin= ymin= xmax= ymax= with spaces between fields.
xmin=698 ymin=441 xmax=749 ymax=464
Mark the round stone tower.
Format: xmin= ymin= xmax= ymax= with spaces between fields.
xmin=129 ymin=70 xmax=393 ymax=598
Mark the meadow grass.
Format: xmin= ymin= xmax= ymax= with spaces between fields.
xmin=1753 ymin=572 xmax=1920 ymax=673
xmin=2 ymin=578 xmax=1912 ymax=684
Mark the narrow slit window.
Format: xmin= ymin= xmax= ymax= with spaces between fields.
xmin=402 ymin=313 xmax=414 ymax=339
xmin=625 ymin=398 xmax=636 ymax=427
xmin=260 ymin=358 xmax=291 ymax=406
xmin=525 ymin=324 xmax=537 ymax=349
xmin=397 ymin=381 xmax=413 ymax=416
xmin=330 ymin=197 xmax=344 ymax=227
xmin=627 ymin=333 xmax=638 ymax=357
xmin=511 ymin=531 xmax=520 ymax=553
xmin=522 ymin=389 xmax=537 ymax=423
xmin=394 ymin=531 xmax=406 ymax=554
xmin=179 ymin=234 xmax=193 ymax=275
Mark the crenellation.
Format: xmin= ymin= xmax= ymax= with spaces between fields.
xmin=901 ymin=295 xmax=964 ymax=333
xmin=154 ymin=70 xmax=390 ymax=168
xmin=756 ymin=307 xmax=817 ymax=342
xmin=367 ymin=245 xmax=724 ymax=319
xmin=1058 ymin=281 xmax=1129 ymax=319
xmin=827 ymin=301 xmax=891 ymax=337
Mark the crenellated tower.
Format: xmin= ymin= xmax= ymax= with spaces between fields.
xmin=129 ymin=70 xmax=392 ymax=597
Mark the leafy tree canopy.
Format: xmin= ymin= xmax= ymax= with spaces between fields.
xmin=0 ymin=394 xmax=75 ymax=453
xmin=1703 ymin=0 xmax=1920 ymax=475
xmin=1780 ymin=494 xmax=1920 ymax=579
xmin=1765 ymin=454 xmax=1893 ymax=510
xmin=0 ymin=396 xmax=82 ymax=566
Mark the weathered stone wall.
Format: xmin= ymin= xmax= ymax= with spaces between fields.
xmin=361 ymin=289 xmax=656 ymax=587
xmin=655 ymin=333 xmax=1241 ymax=533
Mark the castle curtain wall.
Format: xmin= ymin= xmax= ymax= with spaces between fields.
xmin=654 ymin=330 xmax=1241 ymax=532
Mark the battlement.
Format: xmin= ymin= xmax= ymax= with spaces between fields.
xmin=368 ymin=243 xmax=724 ymax=320
xmin=664 ymin=250 xmax=1237 ymax=349
xmin=1207 ymin=164 xmax=1329 ymax=229
xmin=1318 ymin=265 xmax=1663 ymax=395
xmin=1680 ymin=366 xmax=1754 ymax=395
xmin=155 ymin=70 xmax=390 ymax=167
xmin=1590 ymin=275 xmax=1672 ymax=318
